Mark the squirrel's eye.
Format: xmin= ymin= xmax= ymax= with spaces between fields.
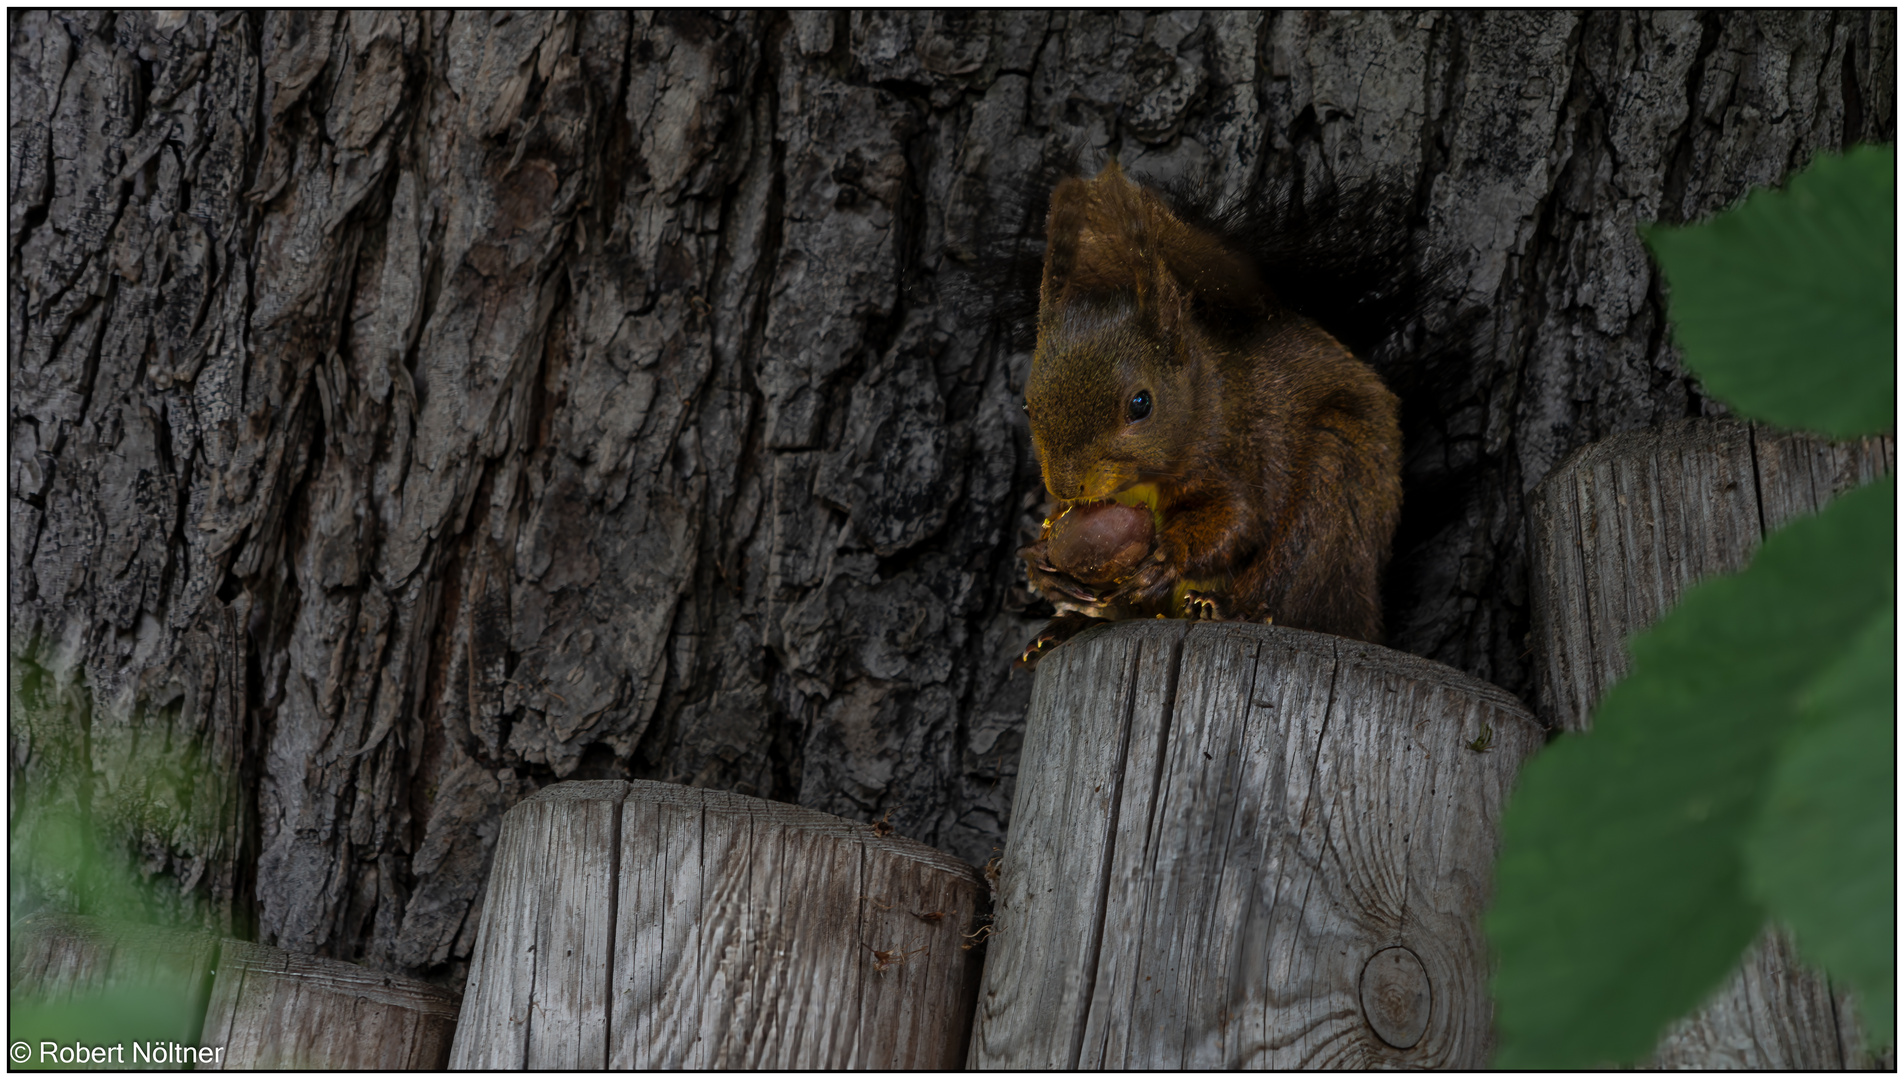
xmin=1127 ymin=389 xmax=1153 ymax=422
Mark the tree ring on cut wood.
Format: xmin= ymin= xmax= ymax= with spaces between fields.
xmin=1359 ymin=945 xmax=1431 ymax=1049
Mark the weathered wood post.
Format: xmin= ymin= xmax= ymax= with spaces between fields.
xmin=1527 ymin=417 xmax=1892 ymax=1068
xmin=449 ymin=779 xmax=987 ymax=1069
xmin=197 ymin=942 xmax=461 ymax=1069
xmin=8 ymin=913 xmax=220 ymax=1027
xmin=7 ymin=913 xmax=460 ymax=1069
xmin=968 ymin=620 xmax=1543 ymax=1068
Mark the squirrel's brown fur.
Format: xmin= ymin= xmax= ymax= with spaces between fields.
xmin=1018 ymin=163 xmax=1402 ymax=665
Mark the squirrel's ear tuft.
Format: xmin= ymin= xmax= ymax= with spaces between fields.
xmin=1135 ymin=242 xmax=1187 ymax=352
xmin=1040 ymin=174 xmax=1094 ymax=316
xmin=1097 ymin=166 xmax=1181 ymax=342
xmin=1042 ymin=163 xmax=1261 ymax=352
xmin=1041 ymin=163 xmax=1180 ymax=325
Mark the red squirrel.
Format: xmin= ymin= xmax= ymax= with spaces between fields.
xmin=1016 ymin=163 xmax=1403 ymax=667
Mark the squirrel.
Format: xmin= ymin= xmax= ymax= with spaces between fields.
xmin=1012 ymin=162 xmax=1405 ymax=668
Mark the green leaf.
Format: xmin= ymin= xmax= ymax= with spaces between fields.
xmin=1489 ymin=475 xmax=1894 ymax=1068
xmin=1643 ymin=145 xmax=1895 ymax=439
xmin=1745 ymin=606 xmax=1895 ymax=1045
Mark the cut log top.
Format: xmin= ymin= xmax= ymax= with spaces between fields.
xmin=452 ymin=777 xmax=988 ymax=1070
xmin=198 ymin=941 xmax=460 ymax=1070
xmin=204 ymin=940 xmax=461 ymax=1019
xmin=523 ymin=778 xmax=985 ymax=886
xmin=971 ymin=619 xmax=1543 ymax=1070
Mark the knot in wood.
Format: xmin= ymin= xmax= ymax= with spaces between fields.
xmin=1359 ymin=945 xmax=1431 ymax=1050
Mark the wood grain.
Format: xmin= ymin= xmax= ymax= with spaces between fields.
xmin=8 ymin=911 xmax=220 ymax=1069
xmin=1525 ymin=416 xmax=1892 ymax=1068
xmin=969 ymin=620 xmax=1543 ymax=1069
xmin=1361 ymin=946 xmax=1432 ymax=1049
xmin=1648 ymin=931 xmax=1862 ymax=1069
xmin=1527 ymin=418 xmax=1892 ymax=731
xmin=8 ymin=913 xmax=458 ymax=1069
xmin=198 ymin=941 xmax=460 ymax=1069
xmin=8 ymin=912 xmax=219 ymax=1012
xmin=449 ymin=779 xmax=986 ymax=1069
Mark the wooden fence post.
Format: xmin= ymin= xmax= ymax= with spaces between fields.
xmin=8 ymin=913 xmax=220 ymax=1044
xmin=7 ymin=913 xmax=459 ymax=1069
xmin=967 ymin=620 xmax=1543 ymax=1069
xmin=197 ymin=941 xmax=461 ymax=1069
xmin=1526 ymin=417 xmax=1892 ymax=1068
xmin=448 ymin=779 xmax=987 ymax=1069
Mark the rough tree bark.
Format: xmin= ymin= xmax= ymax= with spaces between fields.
xmin=9 ymin=10 xmax=1893 ymax=987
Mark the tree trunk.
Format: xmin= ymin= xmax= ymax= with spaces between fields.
xmin=8 ymin=10 xmax=1893 ymax=988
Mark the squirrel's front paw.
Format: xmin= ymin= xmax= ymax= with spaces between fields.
xmin=1183 ymin=590 xmax=1227 ymax=621
xmin=1015 ymin=613 xmax=1100 ymax=669
xmin=1020 ymin=542 xmax=1104 ymax=607
xmin=1114 ymin=558 xmax=1181 ymax=613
